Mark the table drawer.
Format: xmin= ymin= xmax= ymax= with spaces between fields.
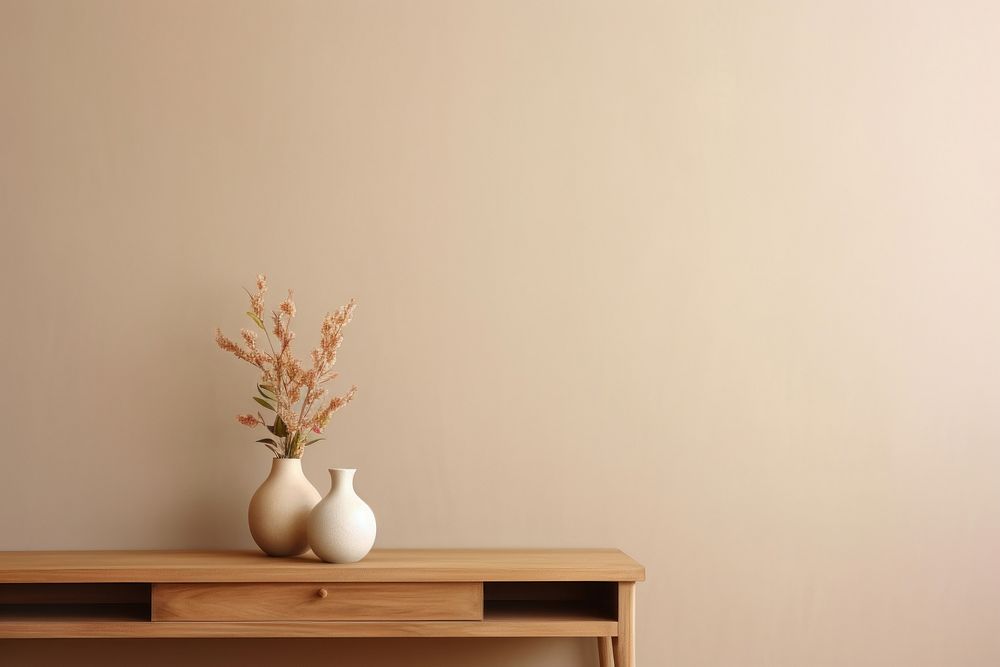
xmin=152 ymin=582 xmax=483 ymax=621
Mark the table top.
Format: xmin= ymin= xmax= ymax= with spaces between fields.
xmin=0 ymin=549 xmax=645 ymax=583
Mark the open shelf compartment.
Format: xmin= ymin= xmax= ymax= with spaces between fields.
xmin=0 ymin=583 xmax=152 ymax=623
xmin=483 ymin=581 xmax=618 ymax=623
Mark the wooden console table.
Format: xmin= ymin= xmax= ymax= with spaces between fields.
xmin=0 ymin=549 xmax=644 ymax=666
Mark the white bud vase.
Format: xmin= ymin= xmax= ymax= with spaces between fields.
xmin=308 ymin=468 xmax=377 ymax=563
xmin=248 ymin=458 xmax=321 ymax=557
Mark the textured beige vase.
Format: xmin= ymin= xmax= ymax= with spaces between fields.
xmin=248 ymin=458 xmax=321 ymax=557
xmin=308 ymin=468 xmax=377 ymax=563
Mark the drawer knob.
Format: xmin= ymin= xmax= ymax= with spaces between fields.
xmin=317 ymin=588 xmax=328 ymax=599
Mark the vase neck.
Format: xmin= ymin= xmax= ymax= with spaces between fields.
xmin=270 ymin=458 xmax=304 ymax=477
xmin=328 ymin=468 xmax=357 ymax=493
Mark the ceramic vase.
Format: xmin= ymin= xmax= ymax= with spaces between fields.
xmin=248 ymin=458 xmax=321 ymax=557
xmin=308 ymin=468 xmax=377 ymax=563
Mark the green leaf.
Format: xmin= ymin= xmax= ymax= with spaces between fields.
xmin=255 ymin=438 xmax=282 ymax=456
xmin=253 ymin=396 xmax=275 ymax=411
xmin=272 ymin=415 xmax=288 ymax=438
xmin=303 ymin=437 xmax=325 ymax=447
xmin=246 ymin=311 xmax=265 ymax=329
xmin=257 ymin=384 xmax=275 ymax=400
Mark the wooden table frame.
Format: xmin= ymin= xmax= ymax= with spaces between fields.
xmin=0 ymin=549 xmax=644 ymax=666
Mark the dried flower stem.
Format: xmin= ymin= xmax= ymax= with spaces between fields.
xmin=216 ymin=274 xmax=357 ymax=458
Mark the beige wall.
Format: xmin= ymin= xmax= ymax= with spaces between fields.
xmin=3 ymin=1 xmax=1000 ymax=665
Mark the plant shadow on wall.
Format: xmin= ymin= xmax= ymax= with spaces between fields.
xmin=214 ymin=274 xmax=374 ymax=563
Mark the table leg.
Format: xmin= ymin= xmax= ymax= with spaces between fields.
xmin=597 ymin=635 xmax=614 ymax=667
xmin=615 ymin=581 xmax=635 ymax=667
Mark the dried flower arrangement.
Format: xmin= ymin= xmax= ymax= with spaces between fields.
xmin=215 ymin=274 xmax=357 ymax=458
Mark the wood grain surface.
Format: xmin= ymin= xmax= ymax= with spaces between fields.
xmin=0 ymin=549 xmax=645 ymax=583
